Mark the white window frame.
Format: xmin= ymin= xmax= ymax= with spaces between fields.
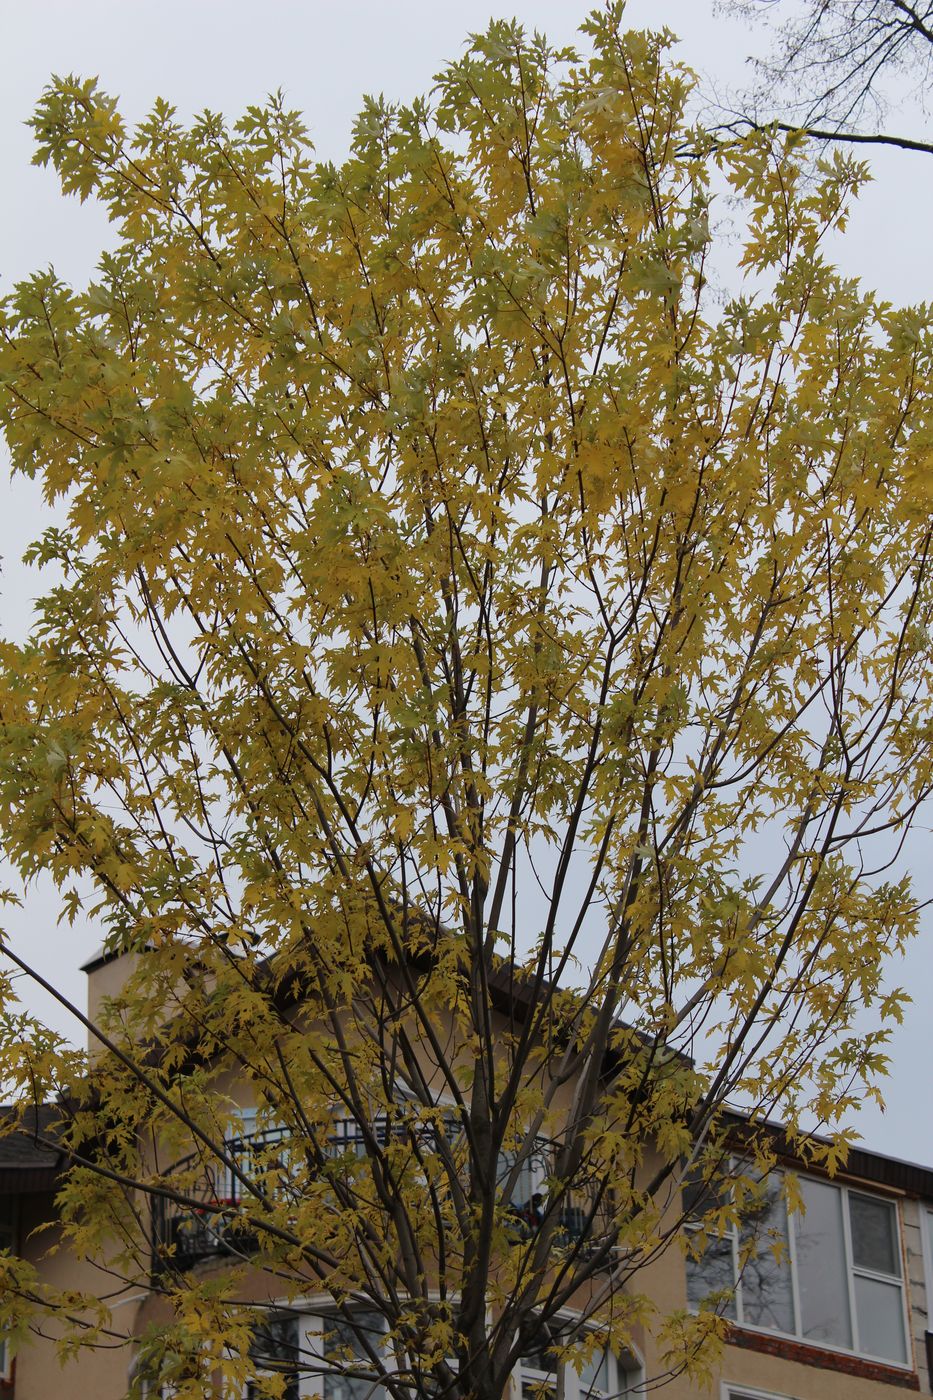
xmin=515 ymin=1316 xmax=643 ymax=1400
xmin=688 ymin=1167 xmax=911 ymax=1368
xmin=721 ymin=1387 xmax=792 ymax=1400
xmin=238 ymin=1301 xmax=643 ymax=1400
xmin=235 ymin=1306 xmax=392 ymax=1400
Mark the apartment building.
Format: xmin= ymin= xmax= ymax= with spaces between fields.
xmin=1 ymin=953 xmax=931 ymax=1400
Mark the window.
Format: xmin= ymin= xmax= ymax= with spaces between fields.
xmin=206 ymin=1106 xmax=260 ymax=1205
xmin=234 ymin=1308 xmax=391 ymax=1400
xmin=575 ymin=1344 xmax=613 ymax=1400
xmin=499 ymin=1141 xmax=551 ymax=1234
xmin=326 ymin=1116 xmax=392 ymax=1158
xmin=517 ymin=1322 xmax=636 ymax=1400
xmin=326 ymin=1089 xmax=462 ymax=1162
xmin=519 ymin=1334 xmax=559 ymax=1400
xmin=723 ymin=1388 xmax=792 ymax=1400
xmin=224 ymin=1306 xmax=639 ymax=1400
xmin=135 ymin=1347 xmax=205 ymax=1399
xmin=319 ymin=1310 xmax=388 ymax=1400
xmin=687 ymin=1168 xmax=909 ymax=1366
xmin=247 ymin=1314 xmax=301 ymax=1400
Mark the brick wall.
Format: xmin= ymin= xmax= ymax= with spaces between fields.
xmin=727 ymin=1324 xmax=921 ymax=1390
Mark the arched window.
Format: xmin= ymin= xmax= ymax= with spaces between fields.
xmin=517 ymin=1320 xmax=642 ymax=1400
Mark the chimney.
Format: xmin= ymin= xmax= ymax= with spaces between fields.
xmin=80 ymin=945 xmax=143 ymax=1056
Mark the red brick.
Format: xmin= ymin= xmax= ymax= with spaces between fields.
xmin=725 ymin=1324 xmax=920 ymax=1390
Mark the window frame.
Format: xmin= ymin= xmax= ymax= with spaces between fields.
xmin=688 ymin=1166 xmax=911 ymax=1368
xmin=235 ymin=1306 xmax=393 ymax=1400
xmin=720 ymin=1387 xmax=792 ymax=1400
xmin=516 ymin=1317 xmax=640 ymax=1400
xmin=238 ymin=1302 xmax=642 ymax=1400
xmin=920 ymin=1202 xmax=933 ymax=1379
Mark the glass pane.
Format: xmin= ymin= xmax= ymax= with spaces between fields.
xmin=248 ymin=1313 xmax=300 ymax=1400
xmin=521 ymin=1320 xmax=559 ymax=1400
xmin=499 ymin=1144 xmax=549 ymax=1211
xmin=681 ymin=1168 xmax=730 ymax=1223
xmin=849 ymin=1194 xmax=900 ymax=1277
xmin=521 ymin=1381 xmax=557 ymax=1400
xmin=738 ymin=1175 xmax=794 ymax=1335
xmin=327 ymin=1117 xmax=390 ymax=1157
xmin=520 ymin=1343 xmax=559 ymax=1374
xmin=686 ymin=1233 xmax=737 ymax=1319
xmin=230 ymin=1107 xmax=258 ymax=1143
xmin=576 ymin=1347 xmax=610 ymax=1398
xmin=247 ymin=1376 xmax=299 ymax=1400
xmin=854 ymin=1275 xmax=907 ymax=1364
xmin=322 ymin=1311 xmax=386 ymax=1400
xmin=795 ymin=1178 xmax=852 ymax=1348
xmin=251 ymin=1314 xmax=298 ymax=1360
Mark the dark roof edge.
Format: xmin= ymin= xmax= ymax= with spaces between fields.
xmin=80 ymin=945 xmax=114 ymax=975
xmin=842 ymin=1142 xmax=933 ymax=1199
xmin=725 ymin=1112 xmax=933 ymax=1200
xmin=80 ymin=941 xmax=155 ymax=975
xmin=0 ymin=1105 xmax=65 ymax=1196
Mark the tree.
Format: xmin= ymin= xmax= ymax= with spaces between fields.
xmin=725 ymin=0 xmax=933 ymax=155
xmin=1 ymin=5 xmax=932 ymax=1396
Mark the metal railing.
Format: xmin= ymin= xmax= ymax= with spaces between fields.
xmin=150 ymin=1126 xmax=292 ymax=1276
xmin=151 ymin=1124 xmax=616 ymax=1275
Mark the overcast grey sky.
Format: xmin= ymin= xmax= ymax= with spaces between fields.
xmin=1 ymin=0 xmax=930 ymax=1164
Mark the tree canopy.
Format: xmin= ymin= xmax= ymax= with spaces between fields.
xmin=1 ymin=5 xmax=933 ymax=1397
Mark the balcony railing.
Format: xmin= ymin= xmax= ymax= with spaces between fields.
xmin=150 ymin=1126 xmax=293 ymax=1276
xmin=151 ymin=1124 xmax=616 ymax=1276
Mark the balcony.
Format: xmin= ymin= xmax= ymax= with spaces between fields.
xmin=150 ymin=1126 xmax=291 ymax=1276
xmin=498 ymin=1139 xmax=616 ymax=1255
xmin=151 ymin=1124 xmax=616 ymax=1276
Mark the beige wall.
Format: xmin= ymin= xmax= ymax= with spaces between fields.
xmin=12 ymin=1190 xmax=143 ymax=1400
xmin=711 ymin=1342 xmax=923 ymax=1399
xmin=85 ymin=949 xmax=142 ymax=1057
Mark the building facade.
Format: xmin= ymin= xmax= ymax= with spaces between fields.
xmin=1 ymin=956 xmax=931 ymax=1400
